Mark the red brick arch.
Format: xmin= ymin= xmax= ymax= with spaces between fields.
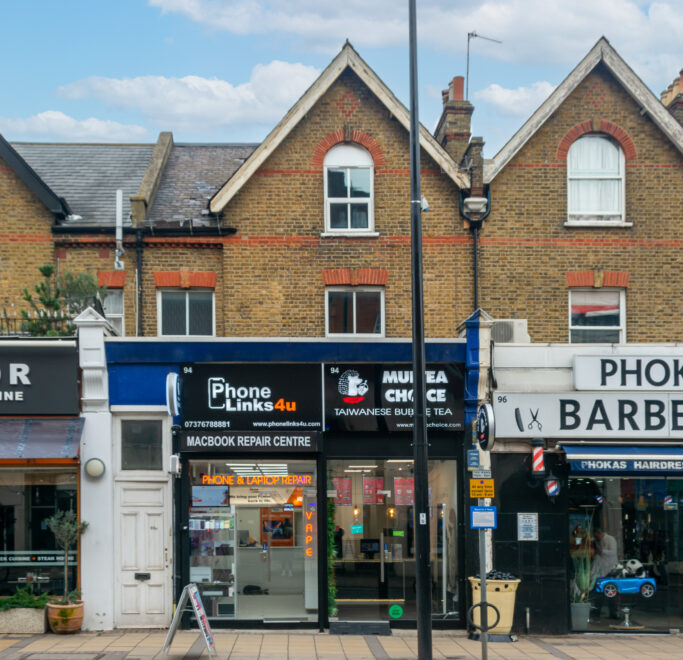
xmin=311 ymin=130 xmax=386 ymax=169
xmin=556 ymin=120 xmax=636 ymax=161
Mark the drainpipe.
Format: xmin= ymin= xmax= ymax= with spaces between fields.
xmin=136 ymin=229 xmax=144 ymax=336
xmin=459 ymin=187 xmax=491 ymax=311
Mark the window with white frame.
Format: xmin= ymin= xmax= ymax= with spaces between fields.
xmin=103 ymin=289 xmax=124 ymax=336
xmin=567 ymin=135 xmax=624 ymax=224
xmin=324 ymin=144 xmax=374 ymax=233
xmin=158 ymin=289 xmax=214 ymax=336
xmin=326 ymin=286 xmax=384 ymax=337
xmin=569 ymin=289 xmax=625 ymax=343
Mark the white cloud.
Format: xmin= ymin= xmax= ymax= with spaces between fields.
xmin=58 ymin=61 xmax=321 ymax=132
xmin=0 ymin=111 xmax=148 ymax=141
xmin=474 ymin=81 xmax=556 ymax=117
xmin=148 ymin=0 xmax=683 ymax=88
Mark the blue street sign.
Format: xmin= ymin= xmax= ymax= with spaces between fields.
xmin=467 ymin=449 xmax=480 ymax=469
xmin=470 ymin=505 xmax=497 ymax=529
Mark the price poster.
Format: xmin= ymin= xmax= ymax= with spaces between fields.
xmin=394 ymin=477 xmax=414 ymax=506
xmin=363 ymin=477 xmax=384 ymax=504
xmin=332 ymin=477 xmax=352 ymax=506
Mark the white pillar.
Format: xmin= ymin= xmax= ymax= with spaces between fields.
xmin=74 ymin=308 xmax=115 ymax=630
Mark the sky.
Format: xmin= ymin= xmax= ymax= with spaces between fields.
xmin=0 ymin=1 xmax=681 ymax=158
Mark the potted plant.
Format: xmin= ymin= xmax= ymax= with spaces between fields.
xmin=44 ymin=510 xmax=88 ymax=633
xmin=0 ymin=586 xmax=48 ymax=633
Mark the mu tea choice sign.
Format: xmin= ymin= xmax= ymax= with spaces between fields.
xmin=324 ymin=363 xmax=464 ymax=432
xmin=179 ymin=364 xmax=322 ymax=431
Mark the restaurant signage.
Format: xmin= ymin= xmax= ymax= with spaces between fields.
xmin=324 ymin=363 xmax=464 ymax=432
xmin=0 ymin=345 xmax=78 ymax=415
xmin=179 ymin=364 xmax=322 ymax=431
xmin=494 ymin=392 xmax=683 ymax=439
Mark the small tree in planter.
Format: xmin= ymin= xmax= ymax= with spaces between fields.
xmin=45 ymin=510 xmax=88 ymax=633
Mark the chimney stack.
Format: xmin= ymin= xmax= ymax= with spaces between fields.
xmin=434 ymin=76 xmax=473 ymax=165
xmin=661 ymin=69 xmax=683 ymax=125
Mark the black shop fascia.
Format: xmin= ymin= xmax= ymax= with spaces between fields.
xmin=171 ymin=362 xmax=465 ymax=629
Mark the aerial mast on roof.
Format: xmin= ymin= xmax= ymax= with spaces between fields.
xmin=466 ymin=31 xmax=503 ymax=100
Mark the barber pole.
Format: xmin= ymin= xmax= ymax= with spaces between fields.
xmin=531 ymin=438 xmax=546 ymax=478
xmin=545 ymin=477 xmax=559 ymax=498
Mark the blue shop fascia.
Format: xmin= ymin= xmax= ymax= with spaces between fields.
xmin=105 ymin=326 xmax=485 ymax=631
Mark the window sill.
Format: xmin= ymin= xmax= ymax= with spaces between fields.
xmin=564 ymin=220 xmax=632 ymax=228
xmin=320 ymin=231 xmax=379 ymax=238
xmin=325 ymin=334 xmax=385 ymax=340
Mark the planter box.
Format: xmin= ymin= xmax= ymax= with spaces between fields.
xmin=0 ymin=607 xmax=47 ymax=633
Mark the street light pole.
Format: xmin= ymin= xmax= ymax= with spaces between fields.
xmin=408 ymin=1 xmax=431 ymax=658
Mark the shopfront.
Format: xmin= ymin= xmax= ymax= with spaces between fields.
xmin=0 ymin=342 xmax=83 ymax=599
xmin=167 ymin=355 xmax=466 ymax=628
xmin=492 ymin=346 xmax=683 ymax=634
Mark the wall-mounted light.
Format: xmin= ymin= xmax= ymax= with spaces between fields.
xmin=84 ymin=458 xmax=105 ymax=479
xmin=353 ymin=505 xmax=360 ymax=518
xmin=387 ymin=507 xmax=396 ymax=519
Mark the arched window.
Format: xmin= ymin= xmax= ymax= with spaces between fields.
xmin=324 ymin=144 xmax=374 ymax=233
xmin=567 ymin=135 xmax=624 ymax=224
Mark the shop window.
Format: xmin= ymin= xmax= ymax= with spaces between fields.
xmin=158 ymin=290 xmax=214 ymax=336
xmin=326 ymin=286 xmax=384 ymax=337
xmin=187 ymin=458 xmax=317 ymax=621
xmin=569 ymin=289 xmax=625 ymax=343
xmin=327 ymin=459 xmax=459 ymax=621
xmin=567 ymin=135 xmax=624 ymax=224
xmin=0 ymin=469 xmax=78 ymax=597
xmin=568 ymin=476 xmax=683 ymax=632
xmin=324 ymin=144 xmax=374 ymax=234
xmin=121 ymin=420 xmax=162 ymax=470
xmin=103 ymin=289 xmax=124 ymax=336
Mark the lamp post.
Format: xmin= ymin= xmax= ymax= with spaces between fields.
xmin=408 ymin=1 xmax=431 ymax=657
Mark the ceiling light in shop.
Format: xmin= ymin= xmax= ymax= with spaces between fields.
xmin=387 ymin=459 xmax=413 ymax=463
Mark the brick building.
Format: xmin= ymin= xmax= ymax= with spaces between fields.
xmin=478 ymin=38 xmax=683 ymax=636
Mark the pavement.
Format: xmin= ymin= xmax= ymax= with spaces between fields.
xmin=0 ymin=630 xmax=682 ymax=660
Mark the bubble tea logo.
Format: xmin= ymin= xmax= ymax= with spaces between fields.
xmin=338 ymin=369 xmax=369 ymax=404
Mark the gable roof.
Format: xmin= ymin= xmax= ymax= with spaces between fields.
xmin=484 ymin=37 xmax=683 ymax=183
xmin=13 ymin=142 xmax=154 ymax=227
xmin=0 ymin=133 xmax=71 ymax=218
xmin=210 ymin=42 xmax=469 ymax=213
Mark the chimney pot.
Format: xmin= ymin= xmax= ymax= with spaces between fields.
xmin=451 ymin=76 xmax=464 ymax=101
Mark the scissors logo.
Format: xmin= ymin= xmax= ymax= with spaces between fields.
xmin=528 ymin=409 xmax=542 ymax=431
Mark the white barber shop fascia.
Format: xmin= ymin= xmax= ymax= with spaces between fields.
xmin=492 ymin=345 xmax=683 ymax=440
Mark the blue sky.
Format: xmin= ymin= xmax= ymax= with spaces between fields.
xmin=1 ymin=1 xmax=680 ymax=157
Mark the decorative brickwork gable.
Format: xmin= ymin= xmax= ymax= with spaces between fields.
xmin=98 ymin=271 xmax=127 ymax=288
xmin=154 ymin=271 xmax=217 ymax=289
xmin=311 ymin=129 xmax=386 ymax=169
xmin=556 ymin=119 xmax=637 ymax=161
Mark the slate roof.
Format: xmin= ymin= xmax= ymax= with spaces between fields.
xmin=11 ymin=143 xmax=154 ymax=226
xmin=147 ymin=143 xmax=257 ymax=228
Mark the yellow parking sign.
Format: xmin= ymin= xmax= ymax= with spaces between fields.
xmin=469 ymin=478 xmax=494 ymax=499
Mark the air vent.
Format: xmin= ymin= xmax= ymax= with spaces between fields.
xmin=491 ymin=319 xmax=530 ymax=343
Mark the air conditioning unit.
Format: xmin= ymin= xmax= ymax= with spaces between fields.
xmin=490 ymin=319 xmax=530 ymax=343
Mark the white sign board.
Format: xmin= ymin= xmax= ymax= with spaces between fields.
xmin=517 ymin=513 xmax=539 ymax=541
xmin=162 ymin=583 xmax=216 ymax=657
xmin=493 ymin=392 xmax=683 ymax=439
xmin=574 ymin=355 xmax=683 ymax=391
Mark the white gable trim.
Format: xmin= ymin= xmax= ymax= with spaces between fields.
xmin=210 ymin=43 xmax=468 ymax=213
xmin=484 ymin=37 xmax=683 ymax=184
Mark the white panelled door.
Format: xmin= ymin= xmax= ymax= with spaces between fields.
xmin=114 ymin=481 xmax=172 ymax=627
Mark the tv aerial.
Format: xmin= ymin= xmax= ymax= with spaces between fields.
xmin=466 ymin=31 xmax=503 ymax=100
